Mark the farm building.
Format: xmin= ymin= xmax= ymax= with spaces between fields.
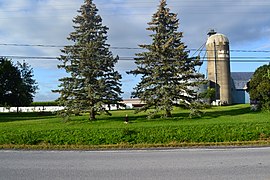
xmin=231 ymin=72 xmax=253 ymax=104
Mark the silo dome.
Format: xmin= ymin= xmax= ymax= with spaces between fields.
xmin=206 ymin=33 xmax=229 ymax=46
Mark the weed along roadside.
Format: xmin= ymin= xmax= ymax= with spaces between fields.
xmin=0 ymin=105 xmax=270 ymax=150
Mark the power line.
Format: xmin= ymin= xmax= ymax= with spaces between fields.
xmin=0 ymin=43 xmax=64 ymax=48
xmin=1 ymin=56 xmax=57 ymax=59
xmin=0 ymin=43 xmax=141 ymax=49
xmin=1 ymin=55 xmax=269 ymax=63
xmin=1 ymin=43 xmax=270 ymax=53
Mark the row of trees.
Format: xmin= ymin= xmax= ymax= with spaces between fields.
xmin=1 ymin=0 xmax=268 ymax=117
xmin=54 ymin=0 xmax=204 ymax=120
xmin=0 ymin=58 xmax=38 ymax=109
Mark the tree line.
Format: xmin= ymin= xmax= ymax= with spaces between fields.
xmin=52 ymin=0 xmax=206 ymax=120
xmin=1 ymin=0 xmax=269 ymax=118
xmin=0 ymin=58 xmax=38 ymax=110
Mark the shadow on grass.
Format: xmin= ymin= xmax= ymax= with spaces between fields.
xmin=108 ymin=105 xmax=254 ymax=122
xmin=0 ymin=112 xmax=56 ymax=123
xmin=2 ymin=105 xmax=253 ymax=124
xmin=203 ymin=106 xmax=252 ymax=118
xmin=205 ymin=107 xmax=251 ymax=118
xmin=69 ymin=105 xmax=259 ymax=124
xmin=98 ymin=113 xmax=148 ymax=123
xmin=96 ymin=110 xmax=190 ymax=123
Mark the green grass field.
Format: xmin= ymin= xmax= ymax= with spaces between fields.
xmin=0 ymin=104 xmax=270 ymax=149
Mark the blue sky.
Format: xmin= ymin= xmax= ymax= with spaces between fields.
xmin=0 ymin=0 xmax=269 ymax=101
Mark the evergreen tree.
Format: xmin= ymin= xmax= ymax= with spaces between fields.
xmin=128 ymin=0 xmax=204 ymax=118
xmin=0 ymin=58 xmax=38 ymax=108
xmin=54 ymin=0 xmax=122 ymax=120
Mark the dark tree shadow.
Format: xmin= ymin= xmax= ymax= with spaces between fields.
xmin=203 ymin=106 xmax=252 ymax=119
xmin=1 ymin=105 xmax=254 ymax=124
xmin=0 ymin=112 xmax=56 ymax=123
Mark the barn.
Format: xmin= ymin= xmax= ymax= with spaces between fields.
xmin=231 ymin=72 xmax=253 ymax=104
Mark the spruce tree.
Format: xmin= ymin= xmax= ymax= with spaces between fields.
xmin=128 ymin=0 xmax=204 ymax=118
xmin=54 ymin=0 xmax=122 ymax=120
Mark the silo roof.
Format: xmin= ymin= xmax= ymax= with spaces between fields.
xmin=206 ymin=33 xmax=229 ymax=45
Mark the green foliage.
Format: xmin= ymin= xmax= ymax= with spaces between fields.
xmin=31 ymin=101 xmax=58 ymax=106
xmin=0 ymin=58 xmax=38 ymax=107
xmin=247 ymin=64 xmax=270 ymax=111
xmin=1 ymin=121 xmax=269 ymax=145
xmin=0 ymin=105 xmax=269 ymax=146
xmin=0 ymin=58 xmax=21 ymax=106
xmin=17 ymin=61 xmax=39 ymax=105
xmin=188 ymin=102 xmax=205 ymax=118
xmin=127 ymin=0 xmax=204 ymax=118
xmin=199 ymin=87 xmax=216 ymax=104
xmin=54 ymin=0 xmax=122 ymax=120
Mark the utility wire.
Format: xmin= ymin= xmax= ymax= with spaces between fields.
xmin=0 ymin=43 xmax=64 ymax=48
xmin=1 ymin=55 xmax=269 ymax=63
xmin=1 ymin=43 xmax=270 ymax=53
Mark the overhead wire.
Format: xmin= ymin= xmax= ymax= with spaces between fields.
xmin=1 ymin=55 xmax=269 ymax=63
xmin=0 ymin=45 xmax=270 ymax=62
xmin=0 ymin=1 xmax=269 ymax=63
xmin=1 ymin=43 xmax=270 ymax=53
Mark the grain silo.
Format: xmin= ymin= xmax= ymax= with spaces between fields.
xmin=206 ymin=30 xmax=232 ymax=105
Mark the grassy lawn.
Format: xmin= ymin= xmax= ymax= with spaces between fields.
xmin=0 ymin=104 xmax=270 ymax=149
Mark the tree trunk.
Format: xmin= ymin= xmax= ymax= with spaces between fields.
xmin=89 ymin=108 xmax=96 ymax=121
xmin=165 ymin=109 xmax=172 ymax=118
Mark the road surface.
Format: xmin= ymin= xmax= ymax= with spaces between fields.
xmin=0 ymin=147 xmax=270 ymax=180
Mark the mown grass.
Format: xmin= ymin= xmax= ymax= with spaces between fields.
xmin=0 ymin=104 xmax=270 ymax=149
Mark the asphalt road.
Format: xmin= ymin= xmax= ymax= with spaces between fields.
xmin=0 ymin=147 xmax=270 ymax=180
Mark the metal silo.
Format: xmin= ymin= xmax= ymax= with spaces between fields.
xmin=206 ymin=30 xmax=232 ymax=105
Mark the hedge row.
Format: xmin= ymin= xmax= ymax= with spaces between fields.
xmin=1 ymin=123 xmax=269 ymax=145
xmin=30 ymin=101 xmax=58 ymax=106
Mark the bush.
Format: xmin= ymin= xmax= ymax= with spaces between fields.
xmin=247 ymin=64 xmax=270 ymax=111
xmin=31 ymin=101 xmax=58 ymax=106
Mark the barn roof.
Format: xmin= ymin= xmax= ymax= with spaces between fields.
xmin=231 ymin=72 xmax=253 ymax=90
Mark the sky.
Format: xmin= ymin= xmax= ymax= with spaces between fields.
xmin=0 ymin=0 xmax=270 ymax=101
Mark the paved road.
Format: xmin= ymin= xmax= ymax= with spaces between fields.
xmin=0 ymin=147 xmax=270 ymax=180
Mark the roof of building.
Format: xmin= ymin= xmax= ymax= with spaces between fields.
xmin=231 ymin=72 xmax=253 ymax=90
xmin=122 ymin=98 xmax=144 ymax=104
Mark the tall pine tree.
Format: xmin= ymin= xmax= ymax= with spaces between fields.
xmin=54 ymin=0 xmax=122 ymax=120
xmin=128 ymin=0 xmax=204 ymax=118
